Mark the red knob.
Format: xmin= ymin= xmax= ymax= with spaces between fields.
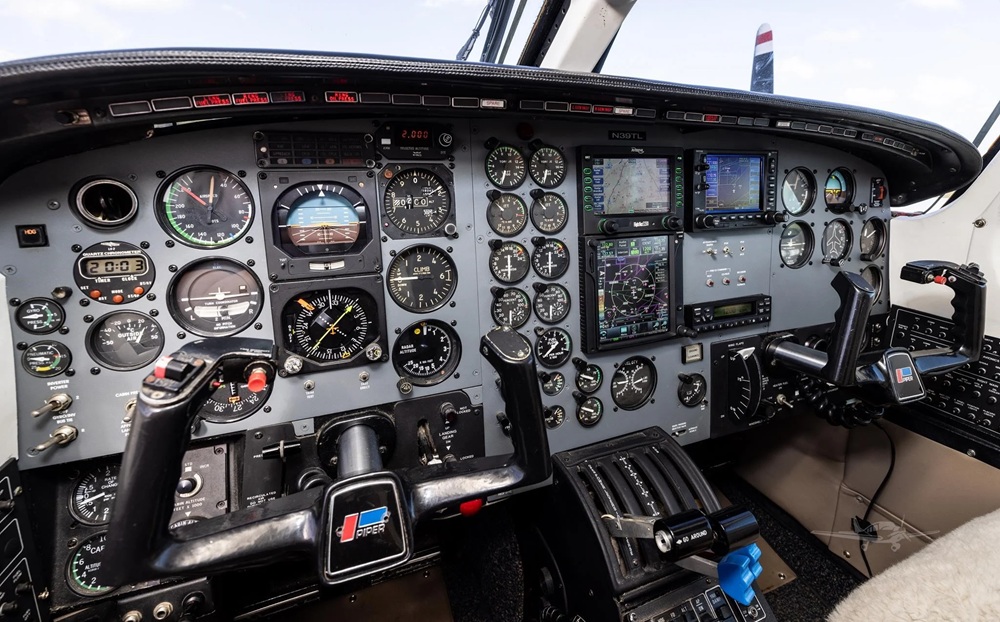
xmin=247 ymin=367 xmax=269 ymax=393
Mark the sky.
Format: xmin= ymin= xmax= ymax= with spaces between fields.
xmin=0 ymin=0 xmax=998 ymax=144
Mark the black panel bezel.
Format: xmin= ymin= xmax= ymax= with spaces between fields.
xmin=578 ymin=146 xmax=685 ymax=236
xmin=687 ymin=149 xmax=778 ymax=231
xmin=259 ymin=171 xmax=382 ymax=281
xmin=580 ymin=233 xmax=682 ymax=354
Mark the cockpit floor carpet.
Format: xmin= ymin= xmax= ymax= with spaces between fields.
xmin=711 ymin=471 xmax=864 ymax=622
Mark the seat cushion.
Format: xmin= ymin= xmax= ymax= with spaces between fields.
xmin=828 ymin=507 xmax=1000 ymax=621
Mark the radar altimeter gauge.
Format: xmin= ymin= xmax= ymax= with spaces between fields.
xmin=391 ymin=320 xmax=461 ymax=387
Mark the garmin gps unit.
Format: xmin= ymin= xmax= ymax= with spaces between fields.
xmin=578 ymin=147 xmax=685 ymax=236
xmin=687 ymin=150 xmax=784 ymax=230
xmin=580 ymin=234 xmax=681 ymax=353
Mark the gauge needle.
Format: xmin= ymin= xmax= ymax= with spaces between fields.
xmin=133 ymin=326 xmax=146 ymax=343
xmin=310 ymin=306 xmax=352 ymax=353
xmin=182 ymin=186 xmax=207 ymax=206
xmin=80 ymin=492 xmax=106 ymax=505
xmin=206 ymin=175 xmax=217 ymax=218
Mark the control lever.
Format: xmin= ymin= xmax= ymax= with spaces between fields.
xmin=602 ymin=505 xmax=762 ymax=605
xmin=30 ymin=393 xmax=72 ymax=418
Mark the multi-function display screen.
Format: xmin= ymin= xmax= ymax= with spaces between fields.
xmin=704 ymin=154 xmax=764 ymax=213
xmin=590 ymin=157 xmax=675 ymax=215
xmin=594 ymin=235 xmax=672 ymax=346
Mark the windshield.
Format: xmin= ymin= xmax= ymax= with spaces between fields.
xmin=2 ymin=0 xmax=997 ymax=146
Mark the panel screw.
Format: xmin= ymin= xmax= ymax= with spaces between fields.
xmin=59 ymin=326 xmax=69 ymax=334
xmin=169 ymin=265 xmax=178 ymax=272
xmin=140 ymin=241 xmax=150 ymax=249
xmin=147 ymin=293 xmax=156 ymax=301
xmin=156 ymin=170 xmax=166 ymax=178
xmin=165 ymin=240 xmax=175 ymax=248
xmin=844 ymin=550 xmax=851 ymax=558
xmin=8 ymin=298 xmax=19 ymax=306
xmin=246 ymin=236 xmax=254 ymax=244
xmin=263 ymin=406 xmax=271 ymax=413
xmin=16 ymin=342 xmax=26 ymax=350
xmin=47 ymin=200 xmax=60 ymax=210
xmin=968 ymin=449 xmax=977 ymax=457
xmin=90 ymin=367 xmax=100 ymax=375
xmin=254 ymin=322 xmax=263 ymax=330
xmin=79 ymin=299 xmax=89 ymax=307
xmin=247 ymin=259 xmax=255 ymax=267
xmin=254 ymin=431 xmax=264 ymax=439
xmin=150 ymin=309 xmax=158 ymax=317
xmin=974 ymin=218 xmax=987 ymax=228
xmin=71 ymin=244 xmax=82 ymax=252
xmin=66 ymin=369 xmax=75 ymax=376
xmin=177 ymin=332 xmax=186 ymax=339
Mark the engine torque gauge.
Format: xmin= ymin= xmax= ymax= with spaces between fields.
xmin=530 ymin=192 xmax=569 ymax=234
xmin=67 ymin=532 xmax=116 ymax=597
xmin=15 ymin=298 xmax=65 ymax=334
xmin=529 ymin=146 xmax=567 ymax=189
xmin=87 ymin=311 xmax=164 ymax=371
xmin=533 ymin=283 xmax=571 ymax=324
xmin=611 ymin=356 xmax=657 ymax=410
xmin=391 ymin=320 xmax=461 ymax=387
xmin=531 ymin=238 xmax=570 ymax=280
xmin=386 ymin=245 xmax=456 ymax=312
xmin=535 ymin=327 xmax=572 ymax=368
xmin=486 ymin=193 xmax=528 ymax=237
xmin=168 ymin=258 xmax=263 ymax=337
xmin=491 ymin=287 xmax=531 ymax=329
xmin=576 ymin=396 xmax=604 ymax=427
xmin=544 ymin=405 xmax=566 ymax=429
xmin=860 ymin=218 xmax=887 ymax=260
xmin=485 ymin=144 xmax=526 ymax=189
xmin=70 ymin=464 xmax=119 ymax=526
xmin=283 ymin=289 xmax=379 ymax=364
xmin=488 ymin=241 xmax=530 ymax=284
xmin=540 ymin=371 xmax=565 ymax=396
xmin=382 ymin=168 xmax=452 ymax=235
xmin=157 ymin=167 xmax=253 ymax=248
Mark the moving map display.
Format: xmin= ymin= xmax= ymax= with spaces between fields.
xmin=704 ymin=154 xmax=764 ymax=213
xmin=589 ymin=157 xmax=675 ymax=215
xmin=594 ymin=235 xmax=672 ymax=347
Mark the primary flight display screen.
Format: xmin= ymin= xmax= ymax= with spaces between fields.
xmin=593 ymin=235 xmax=673 ymax=347
xmin=589 ymin=157 xmax=676 ymax=215
xmin=704 ymin=154 xmax=764 ymax=213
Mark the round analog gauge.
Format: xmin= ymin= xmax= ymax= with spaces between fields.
xmin=200 ymin=374 xmax=269 ymax=423
xmin=821 ymin=219 xmax=853 ymax=264
xmin=533 ymin=284 xmax=571 ymax=324
xmin=169 ymin=258 xmax=263 ymax=337
xmin=70 ymin=464 xmax=119 ymax=526
xmin=779 ymin=221 xmax=814 ymax=269
xmin=531 ymin=239 xmax=570 ymax=280
xmin=87 ymin=311 xmax=164 ymax=371
xmin=861 ymin=265 xmax=884 ymax=300
xmin=485 ymin=144 xmax=526 ymax=189
xmin=727 ymin=349 xmax=762 ymax=421
xmin=529 ymin=146 xmax=567 ymax=188
xmin=824 ymin=168 xmax=855 ymax=208
xmin=491 ymin=287 xmax=531 ymax=329
xmin=541 ymin=371 xmax=565 ymax=396
xmin=157 ymin=167 xmax=253 ymax=248
xmin=544 ymin=405 xmax=566 ymax=429
xmin=611 ymin=356 xmax=657 ymax=411
xmin=283 ymin=289 xmax=378 ymax=364
xmin=576 ymin=396 xmax=604 ymax=427
xmin=382 ymin=168 xmax=452 ymax=235
xmin=575 ymin=363 xmax=603 ymax=394
xmin=489 ymin=241 xmax=530 ymax=284
xmin=15 ymin=298 xmax=65 ymax=334
xmin=391 ymin=320 xmax=461 ymax=386
xmin=275 ymin=183 xmax=367 ymax=255
xmin=530 ymin=193 xmax=569 ymax=234
xmin=678 ymin=373 xmax=708 ymax=407
xmin=860 ymin=218 xmax=887 ymax=260
xmin=67 ymin=532 xmax=116 ymax=597
xmin=487 ymin=193 xmax=528 ymax=237
xmin=22 ymin=341 xmax=71 ymax=378
xmin=386 ymin=245 xmax=457 ymax=312
xmin=781 ymin=168 xmax=816 ymax=215
xmin=535 ymin=327 xmax=572 ymax=368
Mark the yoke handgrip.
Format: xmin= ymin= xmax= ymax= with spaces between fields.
xmin=899 ymin=260 xmax=986 ymax=374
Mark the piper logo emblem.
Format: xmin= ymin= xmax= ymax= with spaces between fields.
xmin=338 ymin=507 xmax=389 ymax=543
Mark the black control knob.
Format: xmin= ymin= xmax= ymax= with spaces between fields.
xmin=0 ymin=601 xmax=18 ymax=616
xmin=438 ymin=132 xmax=454 ymax=148
xmin=695 ymin=162 xmax=710 ymax=172
xmin=763 ymin=211 xmax=787 ymax=225
xmin=676 ymin=325 xmax=698 ymax=338
xmin=571 ymin=357 xmax=587 ymax=371
xmin=694 ymin=215 xmax=716 ymax=228
xmin=661 ymin=215 xmax=682 ymax=231
xmin=440 ymin=402 xmax=459 ymax=427
xmin=599 ymin=219 xmax=619 ymax=234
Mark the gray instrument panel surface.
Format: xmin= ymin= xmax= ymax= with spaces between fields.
xmin=0 ymin=118 xmax=889 ymax=467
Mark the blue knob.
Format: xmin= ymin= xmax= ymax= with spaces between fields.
xmin=718 ymin=543 xmax=763 ymax=606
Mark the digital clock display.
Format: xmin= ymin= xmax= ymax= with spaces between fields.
xmin=83 ymin=256 xmax=148 ymax=277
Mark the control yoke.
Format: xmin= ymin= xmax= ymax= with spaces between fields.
xmin=101 ymin=327 xmax=551 ymax=586
xmin=767 ymin=261 xmax=986 ymax=405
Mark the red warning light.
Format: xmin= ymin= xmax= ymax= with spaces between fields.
xmin=325 ymin=91 xmax=359 ymax=103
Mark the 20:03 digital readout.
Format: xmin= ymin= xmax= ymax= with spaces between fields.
xmin=83 ymin=256 xmax=147 ymax=277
